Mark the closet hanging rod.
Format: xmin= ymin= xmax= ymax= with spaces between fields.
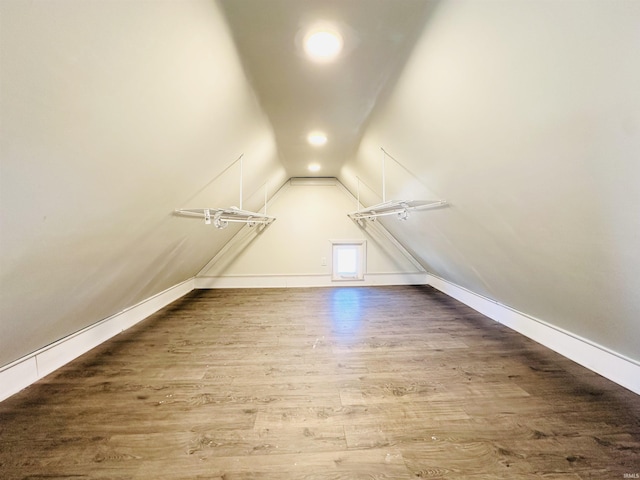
xmin=348 ymin=147 xmax=447 ymax=222
xmin=174 ymin=155 xmax=276 ymax=229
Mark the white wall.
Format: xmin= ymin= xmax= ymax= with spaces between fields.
xmin=0 ymin=0 xmax=285 ymax=368
xmin=197 ymin=178 xmax=424 ymax=287
xmin=341 ymin=0 xmax=640 ymax=363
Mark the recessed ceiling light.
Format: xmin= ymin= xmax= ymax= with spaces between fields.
xmin=307 ymin=131 xmax=327 ymax=146
xmin=304 ymin=28 xmax=343 ymax=62
xmin=308 ymin=163 xmax=321 ymax=172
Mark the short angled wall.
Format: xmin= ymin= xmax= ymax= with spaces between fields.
xmin=427 ymin=274 xmax=640 ymax=395
xmin=0 ymin=278 xmax=195 ymax=402
xmin=195 ymin=272 xmax=428 ymax=289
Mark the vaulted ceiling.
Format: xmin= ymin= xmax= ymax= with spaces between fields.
xmin=218 ymin=0 xmax=435 ymax=177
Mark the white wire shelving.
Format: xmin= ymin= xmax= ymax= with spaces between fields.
xmin=348 ymin=147 xmax=447 ymax=222
xmin=174 ymin=154 xmax=275 ymax=229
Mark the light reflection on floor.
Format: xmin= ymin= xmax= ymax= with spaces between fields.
xmin=330 ymin=288 xmax=363 ymax=343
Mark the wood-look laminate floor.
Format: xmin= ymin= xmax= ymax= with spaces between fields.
xmin=1 ymin=286 xmax=639 ymax=479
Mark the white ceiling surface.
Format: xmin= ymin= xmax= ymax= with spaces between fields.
xmin=218 ymin=0 xmax=435 ymax=177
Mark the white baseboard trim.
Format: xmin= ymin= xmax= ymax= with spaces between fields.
xmin=195 ymin=272 xmax=428 ymax=289
xmin=426 ymin=274 xmax=640 ymax=395
xmin=5 ymin=273 xmax=635 ymax=401
xmin=0 ymin=278 xmax=195 ymax=402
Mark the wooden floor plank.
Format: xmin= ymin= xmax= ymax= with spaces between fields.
xmin=1 ymin=286 xmax=639 ymax=479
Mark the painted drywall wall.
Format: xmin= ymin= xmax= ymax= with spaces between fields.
xmin=0 ymin=1 xmax=286 ymax=368
xmin=341 ymin=0 xmax=640 ymax=362
xmin=198 ymin=178 xmax=423 ymax=283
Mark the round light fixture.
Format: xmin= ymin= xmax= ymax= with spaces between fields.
xmin=304 ymin=28 xmax=343 ymax=62
xmin=308 ymin=163 xmax=321 ymax=173
xmin=307 ymin=131 xmax=327 ymax=146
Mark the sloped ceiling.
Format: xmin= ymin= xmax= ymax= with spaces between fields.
xmin=0 ymin=0 xmax=286 ymax=367
xmin=341 ymin=0 xmax=640 ymax=362
xmin=218 ymin=0 xmax=435 ymax=177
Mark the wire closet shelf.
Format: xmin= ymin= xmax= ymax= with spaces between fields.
xmin=348 ymin=147 xmax=447 ymax=222
xmin=174 ymin=154 xmax=276 ymax=229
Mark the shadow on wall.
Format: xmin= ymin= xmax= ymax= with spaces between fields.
xmin=195 ymin=223 xmax=271 ymax=277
